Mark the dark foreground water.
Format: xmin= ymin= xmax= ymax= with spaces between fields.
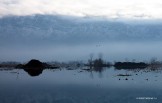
xmin=0 ymin=67 xmax=162 ymax=103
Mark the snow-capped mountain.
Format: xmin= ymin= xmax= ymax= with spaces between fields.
xmin=0 ymin=15 xmax=162 ymax=45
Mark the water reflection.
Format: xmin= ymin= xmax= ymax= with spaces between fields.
xmin=0 ymin=67 xmax=162 ymax=103
xmin=23 ymin=68 xmax=43 ymax=76
xmin=16 ymin=59 xmax=60 ymax=76
xmin=1 ymin=60 xmax=162 ymax=103
xmin=22 ymin=66 xmax=162 ymax=77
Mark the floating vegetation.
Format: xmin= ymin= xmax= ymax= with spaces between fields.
xmin=117 ymin=74 xmax=132 ymax=76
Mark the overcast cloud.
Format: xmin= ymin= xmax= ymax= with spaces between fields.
xmin=0 ymin=0 xmax=162 ymax=19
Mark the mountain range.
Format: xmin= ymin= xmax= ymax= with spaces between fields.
xmin=0 ymin=15 xmax=162 ymax=46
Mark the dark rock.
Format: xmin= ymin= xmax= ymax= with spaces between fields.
xmin=22 ymin=59 xmax=46 ymax=76
xmin=15 ymin=59 xmax=59 ymax=76
xmin=24 ymin=59 xmax=46 ymax=68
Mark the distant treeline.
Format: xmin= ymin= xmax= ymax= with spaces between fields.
xmin=0 ymin=57 xmax=162 ymax=70
xmin=0 ymin=62 xmax=19 ymax=68
xmin=114 ymin=62 xmax=148 ymax=69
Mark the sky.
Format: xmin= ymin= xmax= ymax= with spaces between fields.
xmin=1 ymin=0 xmax=162 ymax=62
xmin=1 ymin=0 xmax=162 ymax=19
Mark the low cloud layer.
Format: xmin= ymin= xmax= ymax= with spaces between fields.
xmin=1 ymin=0 xmax=162 ymax=19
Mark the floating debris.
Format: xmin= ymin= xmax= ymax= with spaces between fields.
xmin=117 ymin=74 xmax=132 ymax=76
xmin=82 ymin=68 xmax=91 ymax=71
xmin=10 ymin=72 xmax=18 ymax=74
xmin=67 ymin=68 xmax=74 ymax=70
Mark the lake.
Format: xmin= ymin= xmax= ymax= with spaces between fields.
xmin=0 ymin=67 xmax=162 ymax=103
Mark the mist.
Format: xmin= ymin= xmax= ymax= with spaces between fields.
xmin=0 ymin=15 xmax=162 ymax=62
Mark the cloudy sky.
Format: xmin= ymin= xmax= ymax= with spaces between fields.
xmin=1 ymin=0 xmax=162 ymax=62
xmin=0 ymin=0 xmax=162 ymax=19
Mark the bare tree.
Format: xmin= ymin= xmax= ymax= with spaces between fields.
xmin=88 ymin=53 xmax=94 ymax=67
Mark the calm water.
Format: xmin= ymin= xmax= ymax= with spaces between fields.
xmin=0 ymin=67 xmax=162 ymax=103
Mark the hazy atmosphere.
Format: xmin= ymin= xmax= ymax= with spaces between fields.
xmin=1 ymin=0 xmax=162 ymax=62
xmin=1 ymin=0 xmax=162 ymax=103
xmin=0 ymin=14 xmax=162 ymax=62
